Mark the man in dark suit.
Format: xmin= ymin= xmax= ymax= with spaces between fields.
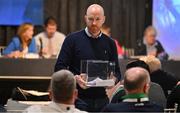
xmin=102 ymin=67 xmax=163 ymax=112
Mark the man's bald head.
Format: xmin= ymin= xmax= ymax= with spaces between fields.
xmin=50 ymin=70 xmax=76 ymax=103
xmin=86 ymin=4 xmax=104 ymax=16
xmin=124 ymin=67 xmax=150 ymax=93
xmin=85 ymin=4 xmax=105 ymax=38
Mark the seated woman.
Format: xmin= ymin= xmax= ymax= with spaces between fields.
xmin=135 ymin=26 xmax=168 ymax=60
xmin=3 ymin=23 xmax=37 ymax=58
xmin=140 ymin=56 xmax=179 ymax=97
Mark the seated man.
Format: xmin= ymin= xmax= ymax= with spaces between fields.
xmin=102 ymin=67 xmax=163 ymax=112
xmin=24 ymin=70 xmax=87 ymax=113
xmin=35 ymin=17 xmax=65 ymax=58
xmin=107 ymin=60 xmax=166 ymax=107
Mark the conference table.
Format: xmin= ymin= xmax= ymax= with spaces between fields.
xmin=0 ymin=58 xmax=180 ymax=87
xmin=0 ymin=58 xmax=180 ymax=110
xmin=0 ymin=58 xmax=180 ymax=111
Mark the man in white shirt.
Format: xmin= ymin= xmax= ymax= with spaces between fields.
xmin=35 ymin=17 xmax=65 ymax=58
xmin=24 ymin=70 xmax=87 ymax=113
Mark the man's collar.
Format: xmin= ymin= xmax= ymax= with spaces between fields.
xmin=122 ymin=93 xmax=149 ymax=102
xmin=123 ymin=97 xmax=149 ymax=102
xmin=45 ymin=31 xmax=56 ymax=39
xmin=49 ymin=101 xmax=75 ymax=112
xmin=85 ymin=27 xmax=102 ymax=38
xmin=143 ymin=38 xmax=158 ymax=47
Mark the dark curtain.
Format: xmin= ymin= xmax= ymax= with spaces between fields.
xmin=0 ymin=0 xmax=152 ymax=49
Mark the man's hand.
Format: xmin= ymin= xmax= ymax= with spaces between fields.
xmin=75 ymin=74 xmax=89 ymax=89
xmin=108 ymin=72 xmax=117 ymax=84
xmin=42 ymin=48 xmax=49 ymax=54
xmin=177 ymin=81 xmax=180 ymax=85
xmin=105 ymin=81 xmax=124 ymax=101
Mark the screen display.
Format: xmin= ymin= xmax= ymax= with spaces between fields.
xmin=153 ymin=0 xmax=180 ymax=60
xmin=0 ymin=0 xmax=43 ymax=25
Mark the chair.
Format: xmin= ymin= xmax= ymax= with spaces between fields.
xmin=0 ymin=46 xmax=5 ymax=55
xmin=166 ymin=85 xmax=180 ymax=112
xmin=149 ymin=82 xmax=167 ymax=107
xmin=164 ymin=103 xmax=178 ymax=113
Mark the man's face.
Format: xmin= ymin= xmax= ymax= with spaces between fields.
xmin=85 ymin=13 xmax=105 ymax=35
xmin=45 ymin=24 xmax=57 ymax=38
xmin=145 ymin=31 xmax=156 ymax=45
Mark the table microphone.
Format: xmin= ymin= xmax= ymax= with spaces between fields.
xmin=39 ymin=37 xmax=43 ymax=57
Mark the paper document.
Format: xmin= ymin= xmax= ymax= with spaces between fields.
xmin=87 ymin=77 xmax=115 ymax=87
xmin=21 ymin=89 xmax=49 ymax=96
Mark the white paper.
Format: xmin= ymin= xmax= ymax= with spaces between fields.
xmin=86 ymin=77 xmax=115 ymax=87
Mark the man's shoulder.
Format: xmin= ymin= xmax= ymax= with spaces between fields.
xmin=105 ymin=102 xmax=125 ymax=110
xmin=67 ymin=29 xmax=85 ymax=37
xmin=104 ymin=102 xmax=163 ymax=112
xmin=103 ymin=103 xmax=124 ymax=111
xmin=101 ymin=33 xmax=114 ymax=41
xmin=34 ymin=32 xmax=46 ymax=39
xmin=107 ymin=102 xmax=127 ymax=108
xmin=74 ymin=108 xmax=88 ymax=113
xmin=152 ymin=69 xmax=176 ymax=81
xmin=24 ymin=104 xmax=55 ymax=113
xmin=24 ymin=105 xmax=42 ymax=113
xmin=65 ymin=30 xmax=85 ymax=41
xmin=145 ymin=102 xmax=164 ymax=111
xmin=55 ymin=31 xmax=66 ymax=39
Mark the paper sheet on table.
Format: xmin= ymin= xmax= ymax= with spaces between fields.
xmin=18 ymin=101 xmax=51 ymax=105
xmin=21 ymin=89 xmax=49 ymax=96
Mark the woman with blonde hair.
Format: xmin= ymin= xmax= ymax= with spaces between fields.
xmin=140 ymin=56 xmax=179 ymax=97
xmin=3 ymin=23 xmax=37 ymax=58
xmin=135 ymin=26 xmax=168 ymax=60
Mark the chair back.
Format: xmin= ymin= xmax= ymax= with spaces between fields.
xmin=164 ymin=103 xmax=178 ymax=113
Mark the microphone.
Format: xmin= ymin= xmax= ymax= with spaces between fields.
xmin=137 ymin=39 xmax=142 ymax=47
xmin=39 ymin=37 xmax=43 ymax=57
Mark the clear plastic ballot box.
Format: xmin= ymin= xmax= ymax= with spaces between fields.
xmin=80 ymin=60 xmax=115 ymax=87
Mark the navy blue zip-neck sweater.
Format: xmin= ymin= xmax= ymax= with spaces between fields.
xmin=55 ymin=29 xmax=121 ymax=99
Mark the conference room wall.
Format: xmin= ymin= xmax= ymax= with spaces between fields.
xmin=0 ymin=0 xmax=152 ymax=49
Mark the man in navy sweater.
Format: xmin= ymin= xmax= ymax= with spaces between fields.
xmin=55 ymin=4 xmax=121 ymax=112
